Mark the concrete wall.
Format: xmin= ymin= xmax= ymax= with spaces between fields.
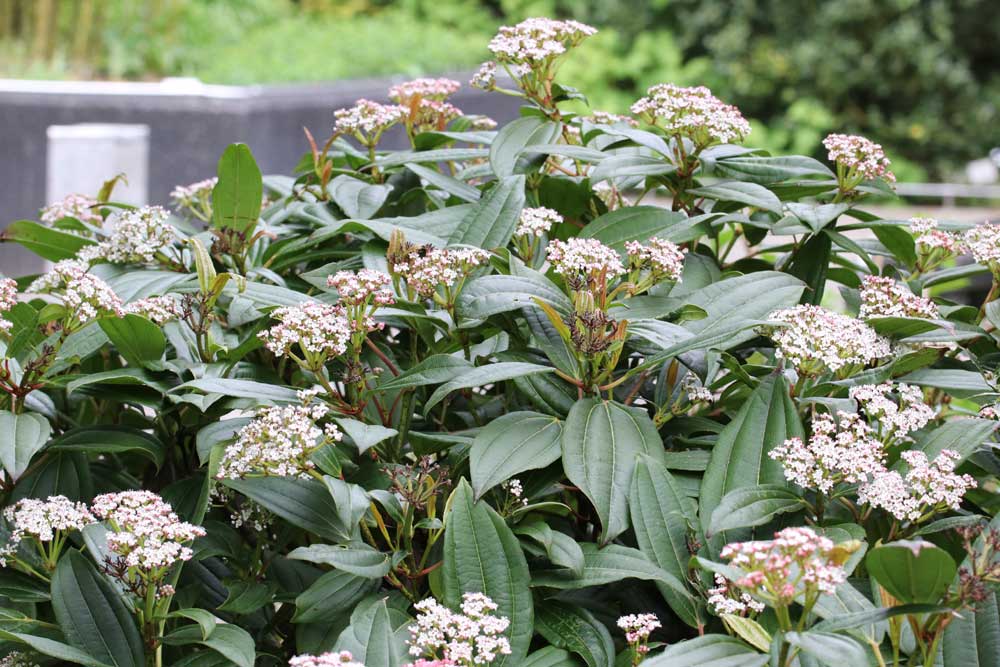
xmin=0 ymin=76 xmax=523 ymax=275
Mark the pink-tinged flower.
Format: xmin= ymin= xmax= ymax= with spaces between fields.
xmin=407 ymin=99 xmax=464 ymax=132
xmin=720 ymin=527 xmax=847 ymax=605
xmin=28 ymin=260 xmax=125 ymax=325
xmin=171 ymin=177 xmax=217 ymax=208
xmin=849 ymin=382 xmax=935 ymax=442
xmin=0 ymin=496 xmax=95 ymax=566
xmin=626 ymin=237 xmax=686 ymax=282
xmin=771 ymin=411 xmax=886 ymax=494
xmin=964 ymin=222 xmax=1000 ymax=271
xmin=216 ymin=402 xmax=342 ymax=480
xmin=0 ymin=650 xmax=40 ymax=667
xmin=765 ymin=305 xmax=892 ymax=375
xmin=40 ymin=193 xmax=102 ymax=226
xmin=289 ymin=651 xmax=365 ymax=667
xmin=631 ymin=84 xmax=750 ymax=146
xmin=0 ymin=278 xmax=16 ymax=335
xmin=980 ymin=404 xmax=1000 ymax=420
xmin=327 ymin=269 xmax=395 ymax=307
xmin=405 ymin=661 xmax=455 ymax=667
xmin=91 ymin=491 xmax=205 ymax=572
xmin=470 ymin=62 xmax=497 ymax=90
xmin=706 ymin=573 xmax=765 ymax=616
xmin=393 ymin=246 xmax=490 ymax=298
xmin=547 ymin=238 xmax=625 ymax=281
xmin=910 ymin=217 xmax=961 ymax=254
xmin=584 ymin=110 xmax=638 ymax=127
xmin=334 ymin=99 xmax=406 ymax=143
xmin=858 ymin=275 xmax=938 ymax=320
xmin=859 ymin=449 xmax=976 ymax=523
xmin=123 ymin=295 xmax=182 ymax=325
xmin=823 ymin=133 xmax=895 ymax=183
xmin=258 ymin=301 xmax=354 ymax=360
xmin=389 ymin=78 xmax=461 ymax=104
xmin=516 ymin=207 xmax=562 ymax=238
xmin=487 ymin=18 xmax=597 ymax=67
xmin=617 ymin=613 xmax=661 ymax=655
xmin=408 ymin=593 xmax=512 ymax=665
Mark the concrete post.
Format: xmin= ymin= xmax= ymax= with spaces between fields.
xmin=46 ymin=123 xmax=150 ymax=206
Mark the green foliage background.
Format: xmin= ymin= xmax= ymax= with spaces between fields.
xmin=2 ymin=0 xmax=999 ymax=177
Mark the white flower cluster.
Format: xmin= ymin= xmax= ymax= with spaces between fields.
xmin=470 ymin=62 xmax=497 ymax=90
xmin=409 ymin=592 xmax=512 ymax=665
xmin=502 ymin=478 xmax=528 ymax=507
xmin=766 ymin=305 xmax=892 ymax=374
xmin=858 ymin=275 xmax=938 ymax=319
xmin=487 ymin=18 xmax=597 ymax=66
xmin=170 ymin=177 xmax=217 ymax=207
xmin=394 ymin=247 xmax=490 ymax=298
xmin=29 ymin=260 xmax=124 ymax=323
xmin=822 ymin=133 xmax=895 ymax=182
xmin=721 ymin=527 xmax=846 ymax=603
xmin=706 ymin=573 xmax=765 ymax=616
xmin=288 ymin=651 xmax=364 ymax=667
xmin=849 ymin=382 xmax=934 ymax=442
xmin=515 ymin=207 xmax=562 ymax=237
xmin=92 ymin=490 xmax=206 ymax=571
xmin=964 ymin=222 xmax=1000 ymax=269
xmin=0 ymin=278 xmax=16 ymax=335
xmin=980 ymin=404 xmax=1000 ymax=420
xmin=40 ymin=193 xmax=102 ymax=226
xmin=123 ymin=295 xmax=182 ymax=324
xmin=547 ymin=238 xmax=625 ymax=280
xmin=259 ymin=301 xmax=353 ymax=358
xmin=617 ymin=613 xmax=661 ymax=647
xmin=630 ymin=84 xmax=751 ymax=146
xmin=681 ymin=374 xmax=719 ymax=404
xmin=327 ymin=269 xmax=395 ymax=307
xmin=389 ymin=78 xmax=461 ymax=103
xmin=334 ymin=99 xmax=406 ymax=140
xmin=80 ymin=206 xmax=174 ymax=264
xmin=216 ymin=402 xmax=342 ymax=479
xmin=858 ymin=449 xmax=976 ymax=522
xmin=626 ymin=237 xmax=686 ymax=281
xmin=585 ymin=110 xmax=638 ymax=127
xmin=409 ymin=100 xmax=463 ymax=132
xmin=0 ymin=651 xmax=39 ymax=667
xmin=770 ymin=411 xmax=886 ymax=494
xmin=910 ymin=217 xmax=961 ymax=254
xmin=0 ymin=496 xmax=95 ymax=565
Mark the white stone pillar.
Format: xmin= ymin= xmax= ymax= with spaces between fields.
xmin=46 ymin=124 xmax=150 ymax=205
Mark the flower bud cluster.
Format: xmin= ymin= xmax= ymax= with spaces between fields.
xmin=289 ymin=651 xmax=365 ymax=667
xmin=259 ymin=301 xmax=354 ymax=359
xmin=0 ymin=278 xmax=16 ymax=335
xmin=706 ymin=573 xmax=765 ymax=615
xmin=626 ymin=237 xmax=686 ymax=282
xmin=910 ymin=217 xmax=961 ymax=254
xmin=720 ymin=526 xmax=846 ymax=605
xmin=334 ymin=99 xmax=406 ymax=144
xmin=487 ymin=18 xmax=597 ymax=67
xmin=216 ymin=401 xmax=342 ymax=479
xmin=40 ymin=193 xmax=102 ymax=226
xmin=0 ymin=651 xmax=39 ymax=667
xmin=171 ymin=177 xmax=217 ymax=209
xmin=28 ymin=258 xmax=125 ymax=325
xmin=964 ymin=222 xmax=1000 ymax=271
xmin=858 ymin=275 xmax=938 ymax=319
xmin=389 ymin=78 xmax=461 ymax=104
xmin=822 ymin=133 xmax=895 ymax=183
xmin=0 ymin=496 xmax=95 ymax=566
xmin=631 ymin=84 xmax=750 ymax=146
xmin=393 ymin=246 xmax=490 ymax=298
xmin=617 ymin=613 xmax=660 ymax=656
xmin=547 ymin=238 xmax=625 ymax=282
xmin=79 ymin=206 xmax=174 ymax=265
xmin=849 ymin=382 xmax=934 ymax=442
xmin=515 ymin=207 xmax=562 ymax=238
xmin=766 ymin=305 xmax=892 ymax=375
xmin=327 ymin=269 xmax=395 ymax=307
xmin=92 ymin=490 xmax=206 ymax=572
xmin=123 ymin=295 xmax=182 ymax=324
xmin=408 ymin=592 xmax=512 ymax=665
xmin=858 ymin=449 xmax=976 ymax=522
xmin=585 ymin=111 xmax=638 ymax=127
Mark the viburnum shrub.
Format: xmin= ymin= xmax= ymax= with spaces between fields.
xmin=2 ymin=15 xmax=1000 ymax=667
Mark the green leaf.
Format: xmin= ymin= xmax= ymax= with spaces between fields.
xmin=333 ymin=597 xmax=409 ymax=667
xmin=294 ymin=570 xmax=379 ymax=624
xmin=866 ymin=540 xmax=957 ymax=604
xmin=0 ymin=569 xmax=50 ymax=602
xmin=687 ymin=181 xmax=782 ymax=214
xmin=580 ymin=206 xmax=702 ymax=249
xmin=700 ymin=373 xmax=802 ymax=549
xmin=329 ymin=175 xmax=392 ymax=219
xmin=168 ymin=609 xmax=219 ymax=640
xmin=534 ymin=601 xmax=614 ymax=667
xmin=423 ymin=362 xmax=554 ymax=415
xmin=163 ymin=624 xmax=255 ymax=667
xmin=288 ymin=542 xmax=392 ymax=579
xmin=51 ymin=550 xmax=144 ymax=667
xmin=471 ymin=411 xmax=563 ymax=499
xmin=630 ymin=455 xmax=702 ymax=627
xmin=99 ymin=315 xmax=166 ymax=367
xmin=561 ymin=399 xmax=663 ymax=544
xmin=376 ymin=147 xmax=489 ymax=168
xmin=941 ymin=591 xmax=1000 ymax=666
xmin=217 ymin=580 xmax=276 ymax=614
xmin=323 ymin=476 xmax=370 ymax=539
xmin=786 ymin=232 xmax=831 ymax=304
xmin=442 ymin=480 xmax=533 ymax=666
xmin=45 ymin=426 xmax=165 ymax=468
xmin=377 ymin=354 xmax=472 ymax=392
xmin=0 ymin=631 xmax=111 ymax=667
xmin=522 ymin=646 xmax=580 ymax=667
xmin=643 ymin=635 xmax=767 ymax=667
xmin=490 ymin=117 xmax=560 ymax=177
xmin=449 ymin=175 xmax=526 ymax=249
xmin=170 ymin=378 xmax=300 ymax=405
xmin=785 ymin=203 xmax=848 ymax=233
xmin=915 ymin=418 xmax=996 ymax=463
xmin=223 ymin=476 xmax=350 ymax=542
xmin=0 ymin=410 xmax=51 ymax=481
xmin=708 ymin=485 xmax=805 ymax=536
xmin=898 ymin=369 xmax=993 ymax=395
xmin=457 ymin=272 xmax=573 ymax=320
xmin=406 ymin=162 xmax=481 ymax=203
xmin=531 ymin=543 xmax=691 ymax=601
xmin=812 ymin=604 xmax=950 ymax=633
xmin=588 ymin=155 xmax=675 ymax=183
xmin=720 ymin=615 xmax=771 ymax=652
xmin=212 ymin=143 xmax=263 ymax=233
xmin=711 ymin=155 xmax=833 ymax=184
xmin=3 ymin=220 xmax=96 ymax=261
xmin=783 ymin=631 xmax=868 ymax=666
xmin=515 ymin=519 xmax=585 ymax=577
